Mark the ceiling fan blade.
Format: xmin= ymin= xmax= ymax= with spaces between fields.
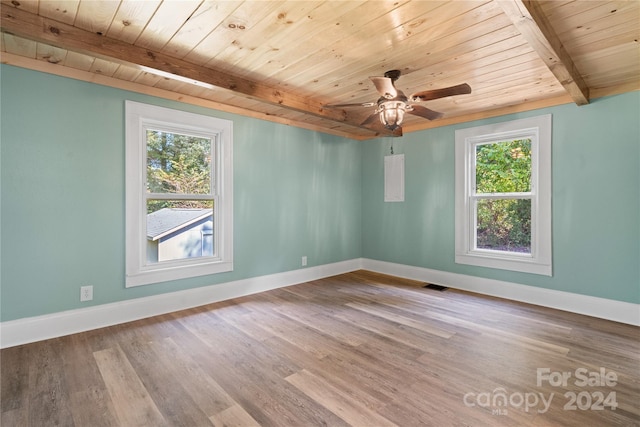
xmin=360 ymin=112 xmax=380 ymax=126
xmin=408 ymin=105 xmax=444 ymax=121
xmin=410 ymin=83 xmax=471 ymax=102
xmin=370 ymin=76 xmax=398 ymax=99
xmin=324 ymin=102 xmax=376 ymax=108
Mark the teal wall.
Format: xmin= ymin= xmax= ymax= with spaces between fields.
xmin=362 ymin=92 xmax=640 ymax=303
xmin=0 ymin=65 xmax=362 ymax=321
xmin=1 ymin=65 xmax=638 ymax=323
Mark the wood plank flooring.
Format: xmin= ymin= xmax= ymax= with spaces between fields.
xmin=1 ymin=271 xmax=639 ymax=426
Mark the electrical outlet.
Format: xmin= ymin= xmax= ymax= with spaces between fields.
xmin=301 ymin=256 xmax=307 ymax=267
xmin=80 ymin=285 xmax=93 ymax=302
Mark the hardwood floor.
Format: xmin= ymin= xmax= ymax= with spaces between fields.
xmin=2 ymin=271 xmax=639 ymax=426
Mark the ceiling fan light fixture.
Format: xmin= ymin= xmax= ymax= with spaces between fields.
xmin=378 ymin=100 xmax=408 ymax=130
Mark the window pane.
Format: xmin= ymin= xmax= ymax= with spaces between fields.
xmin=475 ymin=139 xmax=531 ymax=193
xmin=146 ymin=200 xmax=214 ymax=263
xmin=476 ymin=198 xmax=531 ymax=254
xmin=146 ymin=130 xmax=211 ymax=195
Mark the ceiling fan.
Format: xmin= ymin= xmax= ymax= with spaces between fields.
xmin=324 ymin=70 xmax=471 ymax=134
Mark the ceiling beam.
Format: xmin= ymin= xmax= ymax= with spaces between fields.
xmin=497 ymin=0 xmax=590 ymax=105
xmin=0 ymin=6 xmax=395 ymax=136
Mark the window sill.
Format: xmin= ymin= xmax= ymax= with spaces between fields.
xmin=126 ymin=261 xmax=233 ymax=287
xmin=455 ymin=252 xmax=551 ymax=276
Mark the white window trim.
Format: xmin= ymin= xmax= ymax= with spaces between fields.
xmin=125 ymin=101 xmax=233 ymax=287
xmin=455 ymin=114 xmax=552 ymax=276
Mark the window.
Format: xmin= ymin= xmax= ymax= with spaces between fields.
xmin=125 ymin=101 xmax=233 ymax=287
xmin=455 ymin=114 xmax=551 ymax=276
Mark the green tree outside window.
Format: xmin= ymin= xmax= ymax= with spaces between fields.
xmin=475 ymin=139 xmax=532 ymax=252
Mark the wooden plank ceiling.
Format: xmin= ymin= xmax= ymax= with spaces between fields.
xmin=1 ymin=0 xmax=639 ymax=139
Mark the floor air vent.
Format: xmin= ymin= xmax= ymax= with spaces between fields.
xmin=423 ymin=283 xmax=448 ymax=291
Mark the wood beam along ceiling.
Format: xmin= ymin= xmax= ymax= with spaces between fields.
xmin=497 ymin=0 xmax=590 ymax=105
xmin=0 ymin=5 xmax=396 ymax=137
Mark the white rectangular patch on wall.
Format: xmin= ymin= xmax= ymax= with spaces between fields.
xmin=384 ymin=154 xmax=405 ymax=202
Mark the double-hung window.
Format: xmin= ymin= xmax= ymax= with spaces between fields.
xmin=455 ymin=114 xmax=552 ymax=275
xmin=125 ymin=101 xmax=233 ymax=287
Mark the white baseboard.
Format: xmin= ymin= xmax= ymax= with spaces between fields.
xmin=361 ymin=258 xmax=640 ymax=327
xmin=0 ymin=259 xmax=361 ymax=349
xmin=3 ymin=258 xmax=637 ymax=348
